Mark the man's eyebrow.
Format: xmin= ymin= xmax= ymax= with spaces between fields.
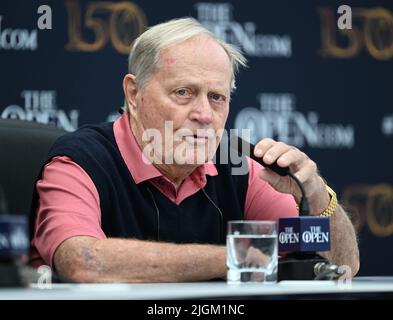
xmin=170 ymin=78 xmax=229 ymax=91
xmin=165 ymin=77 xmax=202 ymax=86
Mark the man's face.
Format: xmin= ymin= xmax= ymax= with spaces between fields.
xmin=131 ymin=35 xmax=232 ymax=166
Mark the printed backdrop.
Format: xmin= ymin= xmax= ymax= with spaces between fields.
xmin=1 ymin=0 xmax=392 ymax=276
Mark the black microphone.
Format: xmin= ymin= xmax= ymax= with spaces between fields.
xmin=229 ymin=135 xmax=334 ymax=280
xmin=229 ymin=135 xmax=309 ymax=214
xmin=229 ymin=135 xmax=289 ymax=176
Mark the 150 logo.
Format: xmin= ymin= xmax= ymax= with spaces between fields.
xmin=319 ymin=7 xmax=393 ymax=60
xmin=64 ymin=0 xmax=147 ymax=54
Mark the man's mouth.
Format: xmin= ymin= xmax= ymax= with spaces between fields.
xmin=184 ymin=134 xmax=210 ymax=144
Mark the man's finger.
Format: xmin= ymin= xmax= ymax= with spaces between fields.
xmin=292 ymin=159 xmax=318 ymax=184
xmin=254 ymin=138 xmax=275 ymax=158
xmin=276 ymin=148 xmax=307 ymax=168
xmin=260 ymin=141 xmax=292 ymax=165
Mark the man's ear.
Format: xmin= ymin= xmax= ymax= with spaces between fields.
xmin=123 ymin=74 xmax=139 ymax=113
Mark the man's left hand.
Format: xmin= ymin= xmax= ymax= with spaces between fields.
xmin=254 ymin=138 xmax=330 ymax=215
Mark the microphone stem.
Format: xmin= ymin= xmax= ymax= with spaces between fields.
xmin=287 ymin=172 xmax=309 ymax=216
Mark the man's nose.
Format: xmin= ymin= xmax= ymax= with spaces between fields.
xmin=190 ymin=95 xmax=213 ymax=125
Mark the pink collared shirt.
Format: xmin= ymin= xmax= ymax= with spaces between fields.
xmin=30 ymin=112 xmax=298 ymax=267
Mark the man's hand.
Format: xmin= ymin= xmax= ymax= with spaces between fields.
xmin=254 ymin=138 xmax=330 ymax=215
xmin=254 ymin=138 xmax=360 ymax=275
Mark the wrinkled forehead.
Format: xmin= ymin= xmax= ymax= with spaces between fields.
xmin=154 ymin=36 xmax=233 ymax=87
xmin=158 ymin=35 xmax=232 ymax=70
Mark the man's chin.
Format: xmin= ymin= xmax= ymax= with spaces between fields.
xmin=171 ymin=144 xmax=213 ymax=164
xmin=173 ymin=156 xmax=209 ymax=166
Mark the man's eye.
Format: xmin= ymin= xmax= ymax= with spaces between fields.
xmin=176 ymin=89 xmax=189 ymax=96
xmin=209 ymin=93 xmax=225 ymax=102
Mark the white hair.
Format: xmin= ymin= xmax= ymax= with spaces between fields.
xmin=127 ymin=17 xmax=247 ymax=102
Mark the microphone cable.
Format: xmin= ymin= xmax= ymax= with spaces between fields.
xmin=145 ymin=185 xmax=225 ymax=243
xmin=201 ymin=187 xmax=224 ymax=242
xmin=287 ymin=172 xmax=309 ymax=216
xmin=146 ymin=186 xmax=160 ymax=241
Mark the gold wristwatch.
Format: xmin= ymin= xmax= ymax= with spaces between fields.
xmin=319 ymin=185 xmax=337 ymax=217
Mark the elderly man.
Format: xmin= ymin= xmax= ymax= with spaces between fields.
xmin=30 ymin=18 xmax=359 ymax=282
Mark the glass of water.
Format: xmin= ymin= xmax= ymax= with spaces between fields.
xmin=227 ymin=220 xmax=278 ymax=284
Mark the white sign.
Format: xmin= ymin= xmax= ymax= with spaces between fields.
xmin=234 ymin=93 xmax=355 ymax=148
xmin=1 ymin=90 xmax=79 ymax=131
xmin=0 ymin=16 xmax=38 ymax=51
xmin=195 ymin=3 xmax=292 ymax=58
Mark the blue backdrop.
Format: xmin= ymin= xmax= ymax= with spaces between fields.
xmin=1 ymin=0 xmax=392 ymax=276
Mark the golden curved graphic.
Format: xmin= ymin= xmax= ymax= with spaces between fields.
xmin=366 ymin=184 xmax=393 ymax=237
xmin=109 ymin=2 xmax=147 ymax=54
xmin=341 ymin=184 xmax=393 ymax=237
xmin=341 ymin=184 xmax=369 ymax=231
xmin=65 ymin=1 xmax=110 ymax=52
xmin=318 ymin=7 xmax=362 ymax=58
xmin=361 ymin=8 xmax=393 ymax=60
xmin=319 ymin=7 xmax=362 ymax=58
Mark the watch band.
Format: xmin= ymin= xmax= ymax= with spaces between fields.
xmin=319 ymin=185 xmax=337 ymax=217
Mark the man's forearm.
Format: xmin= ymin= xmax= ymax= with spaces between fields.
xmin=319 ymin=205 xmax=360 ymax=275
xmin=54 ymin=237 xmax=227 ymax=283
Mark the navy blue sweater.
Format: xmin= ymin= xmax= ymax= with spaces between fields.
xmin=31 ymin=121 xmax=249 ymax=245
